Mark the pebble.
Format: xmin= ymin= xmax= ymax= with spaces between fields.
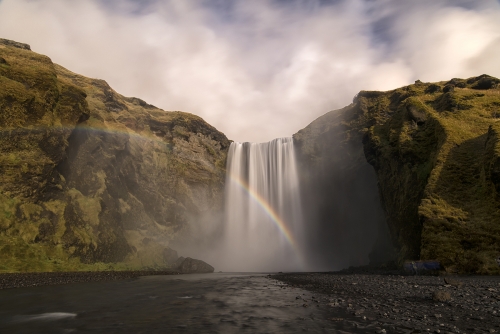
xmin=433 ymin=290 xmax=451 ymax=302
xmin=271 ymin=272 xmax=500 ymax=333
xmin=0 ymin=270 xmax=180 ymax=289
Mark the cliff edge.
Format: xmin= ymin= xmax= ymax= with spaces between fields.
xmin=295 ymin=75 xmax=500 ymax=274
xmin=0 ymin=38 xmax=229 ymax=272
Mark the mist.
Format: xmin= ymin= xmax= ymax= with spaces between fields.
xmin=1 ymin=0 xmax=499 ymax=142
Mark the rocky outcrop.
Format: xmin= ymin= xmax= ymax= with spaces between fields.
xmin=295 ymin=75 xmax=500 ymax=274
xmin=0 ymin=39 xmax=226 ymax=272
xmin=176 ymin=257 xmax=214 ymax=273
xmin=293 ymin=105 xmax=395 ymax=270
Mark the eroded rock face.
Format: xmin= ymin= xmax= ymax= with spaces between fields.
xmin=293 ymin=106 xmax=395 ymax=270
xmin=295 ymin=75 xmax=500 ymax=274
xmin=0 ymin=39 xmax=228 ymax=272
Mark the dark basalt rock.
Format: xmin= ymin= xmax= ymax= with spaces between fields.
xmin=176 ymin=257 xmax=214 ymax=274
xmin=174 ymin=256 xmax=186 ymax=268
xmin=273 ymin=273 xmax=500 ymax=333
xmin=442 ymin=84 xmax=455 ymax=93
xmin=446 ymin=78 xmax=467 ymax=88
xmin=470 ymin=74 xmax=500 ymax=90
xmin=162 ymin=247 xmax=178 ymax=266
xmin=425 ymin=84 xmax=441 ymax=94
xmin=0 ymin=38 xmax=31 ymax=50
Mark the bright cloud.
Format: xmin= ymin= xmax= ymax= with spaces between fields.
xmin=1 ymin=0 xmax=499 ymax=142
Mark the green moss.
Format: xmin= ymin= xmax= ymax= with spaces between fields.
xmin=0 ymin=194 xmax=18 ymax=230
xmin=67 ymin=188 xmax=102 ymax=226
xmin=349 ymin=78 xmax=500 ymax=273
xmin=0 ymin=40 xmax=227 ymax=273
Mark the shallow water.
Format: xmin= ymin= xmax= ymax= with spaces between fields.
xmin=0 ymin=273 xmax=372 ymax=333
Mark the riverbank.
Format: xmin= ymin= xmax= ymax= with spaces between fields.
xmin=272 ymin=272 xmax=500 ymax=333
xmin=0 ymin=270 xmax=180 ymax=289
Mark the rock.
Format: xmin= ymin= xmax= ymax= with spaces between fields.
xmin=446 ymin=78 xmax=467 ymax=88
xmin=469 ymin=74 xmax=500 ymax=90
xmin=0 ymin=38 xmax=31 ymax=50
xmin=425 ymin=84 xmax=442 ymax=94
xmin=407 ymin=104 xmax=428 ymax=125
xmin=162 ymin=247 xmax=178 ymax=266
xmin=444 ymin=277 xmax=464 ymax=288
xmin=443 ymin=84 xmax=455 ymax=93
xmin=174 ymin=257 xmax=186 ymax=268
xmin=176 ymin=257 xmax=214 ymax=274
xmin=433 ymin=291 xmax=451 ymax=302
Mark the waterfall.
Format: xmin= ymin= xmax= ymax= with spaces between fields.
xmin=223 ymin=138 xmax=304 ymax=272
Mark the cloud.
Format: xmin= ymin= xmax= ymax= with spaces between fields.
xmin=1 ymin=0 xmax=499 ymax=142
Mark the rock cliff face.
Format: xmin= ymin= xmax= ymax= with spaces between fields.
xmin=0 ymin=39 xmax=229 ymax=272
xmin=294 ymin=105 xmax=395 ymax=270
xmin=295 ymin=76 xmax=500 ymax=274
xmin=2 ymin=38 xmax=500 ymax=275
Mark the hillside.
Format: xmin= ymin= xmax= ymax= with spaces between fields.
xmin=0 ymin=38 xmax=229 ymax=272
xmin=295 ymin=75 xmax=500 ymax=274
xmin=2 ymin=37 xmax=500 ymax=274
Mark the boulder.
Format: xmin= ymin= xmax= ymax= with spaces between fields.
xmin=176 ymin=257 xmax=214 ymax=274
xmin=433 ymin=290 xmax=451 ymax=302
xmin=174 ymin=256 xmax=186 ymax=268
xmin=162 ymin=247 xmax=178 ymax=266
xmin=443 ymin=84 xmax=455 ymax=93
xmin=425 ymin=84 xmax=441 ymax=94
xmin=407 ymin=104 xmax=427 ymax=125
xmin=469 ymin=74 xmax=500 ymax=90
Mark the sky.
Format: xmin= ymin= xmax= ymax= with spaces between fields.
xmin=1 ymin=0 xmax=500 ymax=142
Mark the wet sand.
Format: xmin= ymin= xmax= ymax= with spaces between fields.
xmin=273 ymin=272 xmax=500 ymax=333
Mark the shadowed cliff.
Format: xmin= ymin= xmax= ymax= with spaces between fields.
xmin=295 ymin=76 xmax=500 ymax=274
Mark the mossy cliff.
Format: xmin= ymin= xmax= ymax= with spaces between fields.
xmin=0 ymin=39 xmax=229 ymax=272
xmin=295 ymin=76 xmax=500 ymax=274
xmin=2 ymin=37 xmax=499 ymax=275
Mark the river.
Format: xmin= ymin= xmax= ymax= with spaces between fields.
xmin=0 ymin=273 xmax=371 ymax=333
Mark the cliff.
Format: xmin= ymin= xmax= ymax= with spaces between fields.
xmin=295 ymin=76 xmax=500 ymax=274
xmin=0 ymin=39 xmax=229 ymax=272
xmin=3 ymin=37 xmax=500 ymax=275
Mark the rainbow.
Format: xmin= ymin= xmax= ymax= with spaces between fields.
xmin=228 ymin=172 xmax=302 ymax=258
xmin=3 ymin=124 xmax=306 ymax=267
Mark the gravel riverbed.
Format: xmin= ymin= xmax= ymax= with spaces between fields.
xmin=2 ymin=271 xmax=499 ymax=333
xmin=0 ymin=271 xmax=180 ymax=289
xmin=271 ymin=272 xmax=500 ymax=333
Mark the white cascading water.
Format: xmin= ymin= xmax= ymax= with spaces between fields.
xmin=222 ymin=138 xmax=304 ymax=272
